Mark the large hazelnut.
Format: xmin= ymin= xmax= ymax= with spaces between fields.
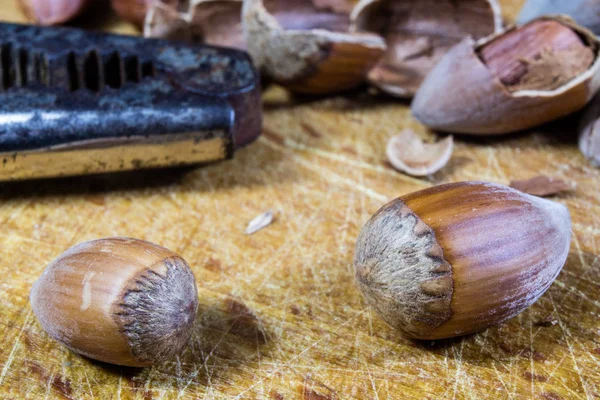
xmin=354 ymin=181 xmax=571 ymax=340
xmin=30 ymin=238 xmax=199 ymax=367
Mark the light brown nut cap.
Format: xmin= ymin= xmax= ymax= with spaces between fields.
xmin=411 ymin=16 xmax=600 ymax=135
xmin=243 ymin=0 xmax=386 ymax=94
xmin=30 ymin=238 xmax=199 ymax=367
xmin=350 ymin=0 xmax=501 ymax=98
xmin=354 ymin=181 xmax=571 ymax=340
xmin=579 ymin=93 xmax=600 ymax=166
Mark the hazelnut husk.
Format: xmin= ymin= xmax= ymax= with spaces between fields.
xmin=350 ymin=0 xmax=501 ymax=98
xmin=411 ymin=16 xmax=600 ymax=135
xmin=242 ymin=0 xmax=387 ymax=94
xmin=30 ymin=238 xmax=199 ymax=367
xmin=579 ymin=93 xmax=600 ymax=167
xmin=518 ymin=0 xmax=600 ymax=35
xmin=354 ymin=181 xmax=571 ymax=340
xmin=145 ymin=0 xmax=245 ymax=50
xmin=18 ymin=0 xmax=92 ymax=25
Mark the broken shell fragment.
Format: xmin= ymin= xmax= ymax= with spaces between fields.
xmin=350 ymin=0 xmax=502 ymax=98
xmin=386 ymin=130 xmax=453 ymax=177
xmin=412 ymin=16 xmax=600 ymax=135
xmin=242 ymin=0 xmax=387 ymax=94
xmin=518 ymin=0 xmax=600 ymax=35
xmin=145 ymin=0 xmax=245 ymax=50
xmin=579 ymin=93 xmax=600 ymax=167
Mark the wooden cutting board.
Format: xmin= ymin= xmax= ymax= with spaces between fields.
xmin=1 ymin=0 xmax=599 ymax=398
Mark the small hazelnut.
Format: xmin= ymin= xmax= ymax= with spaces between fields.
xmin=354 ymin=181 xmax=571 ymax=340
xmin=30 ymin=238 xmax=199 ymax=367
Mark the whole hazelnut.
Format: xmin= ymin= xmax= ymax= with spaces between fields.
xmin=354 ymin=181 xmax=571 ymax=340
xmin=30 ymin=238 xmax=199 ymax=367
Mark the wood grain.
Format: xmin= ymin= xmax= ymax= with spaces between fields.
xmin=2 ymin=0 xmax=600 ymax=399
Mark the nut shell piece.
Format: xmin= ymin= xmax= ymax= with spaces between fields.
xmin=30 ymin=238 xmax=199 ymax=367
xmin=411 ymin=16 xmax=600 ymax=135
xmin=579 ymin=93 xmax=600 ymax=167
xmin=354 ymin=181 xmax=571 ymax=340
xmin=386 ymin=130 xmax=453 ymax=177
xmin=351 ymin=0 xmax=501 ymax=98
xmin=145 ymin=0 xmax=245 ymax=50
xmin=243 ymin=0 xmax=386 ymax=94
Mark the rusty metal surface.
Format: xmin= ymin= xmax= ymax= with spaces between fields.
xmin=0 ymin=23 xmax=261 ymax=180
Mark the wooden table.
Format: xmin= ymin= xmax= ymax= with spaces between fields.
xmin=1 ymin=1 xmax=599 ymax=398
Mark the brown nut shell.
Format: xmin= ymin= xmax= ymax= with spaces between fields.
xmin=354 ymin=181 xmax=571 ymax=340
xmin=412 ymin=16 xmax=600 ymax=135
xmin=350 ymin=0 xmax=501 ymax=98
xmin=579 ymin=93 xmax=600 ymax=166
xmin=30 ymin=238 xmax=199 ymax=367
xmin=242 ymin=0 xmax=386 ymax=94
xmin=145 ymin=0 xmax=244 ymax=49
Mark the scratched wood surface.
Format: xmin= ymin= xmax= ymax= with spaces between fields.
xmin=1 ymin=0 xmax=599 ymax=399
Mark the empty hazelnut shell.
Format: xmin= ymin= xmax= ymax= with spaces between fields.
xmin=412 ymin=16 xmax=600 ymax=135
xmin=145 ymin=0 xmax=245 ymax=49
xmin=579 ymin=93 xmax=600 ymax=166
xmin=350 ymin=0 xmax=502 ymax=98
xmin=242 ymin=0 xmax=387 ymax=94
xmin=354 ymin=181 xmax=571 ymax=340
xmin=30 ymin=238 xmax=199 ymax=367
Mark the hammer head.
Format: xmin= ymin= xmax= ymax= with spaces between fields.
xmin=0 ymin=23 xmax=262 ymax=181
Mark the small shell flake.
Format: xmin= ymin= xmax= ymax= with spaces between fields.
xmin=245 ymin=210 xmax=274 ymax=235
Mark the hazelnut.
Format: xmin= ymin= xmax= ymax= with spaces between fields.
xmin=411 ymin=16 xmax=600 ymax=135
xmin=354 ymin=181 xmax=571 ymax=340
xmin=30 ymin=238 xmax=199 ymax=367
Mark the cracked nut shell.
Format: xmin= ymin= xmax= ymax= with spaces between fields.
xmin=354 ymin=181 xmax=571 ymax=340
xmin=30 ymin=238 xmax=199 ymax=367
xmin=243 ymin=0 xmax=386 ymax=94
xmin=411 ymin=16 xmax=600 ymax=135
